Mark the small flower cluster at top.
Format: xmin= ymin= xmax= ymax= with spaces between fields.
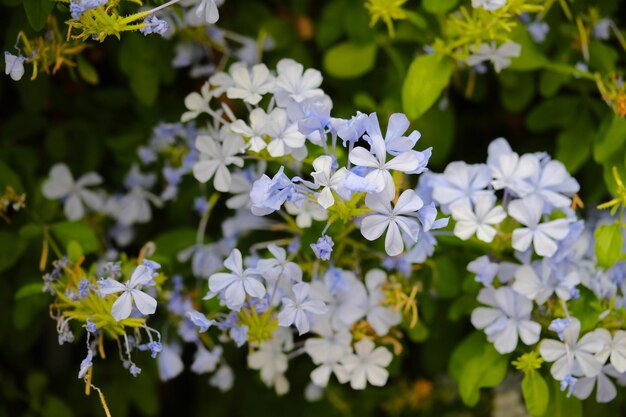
xmin=427 ymin=138 xmax=626 ymax=403
xmin=4 ymin=0 xmax=237 ymax=82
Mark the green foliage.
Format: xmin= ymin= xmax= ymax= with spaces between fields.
xmin=50 ymin=221 xmax=100 ymax=254
xmin=450 ymin=332 xmax=509 ymax=406
xmin=594 ymin=223 xmax=623 ymax=269
xmin=402 ymin=54 xmax=453 ymax=120
xmin=546 ymin=380 xmax=583 ymax=417
xmin=23 ymin=0 xmax=54 ymax=31
xmin=323 ymin=42 xmax=378 ymax=79
xmin=522 ymin=370 xmax=549 ymax=417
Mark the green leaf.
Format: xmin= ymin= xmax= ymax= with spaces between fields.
xmin=546 ymin=380 xmax=582 ymax=417
xmin=498 ymin=71 xmax=535 ymax=112
xmin=432 ymin=255 xmax=460 ymax=298
xmin=0 ymin=231 xmax=27 ymax=272
xmin=50 ymin=221 xmax=100 ymax=254
xmin=594 ymin=223 xmax=623 ymax=269
xmin=323 ymin=42 xmax=378 ymax=79
xmin=422 ymin=0 xmax=459 ymax=14
xmin=508 ymin=25 xmax=548 ymax=71
xmin=0 ymin=160 xmax=24 ymax=193
xmin=77 ymin=56 xmax=99 ymax=85
xmin=23 ymin=0 xmax=54 ymax=31
xmin=555 ymin=113 xmax=594 ymax=173
xmin=526 ymin=96 xmax=581 ymax=132
xmin=406 ymin=320 xmax=429 ymax=342
xmin=15 ymin=283 xmax=45 ymax=300
xmin=539 ymin=70 xmax=570 ymax=98
xmin=458 ymin=343 xmax=509 ymax=406
xmin=152 ymin=228 xmax=197 ymax=265
xmin=67 ymin=240 xmax=84 ymax=263
xmin=593 ymin=114 xmax=626 ymax=164
xmin=413 ymin=104 xmax=455 ymax=166
xmin=589 ymin=40 xmax=618 ymax=73
xmin=522 ymin=370 xmax=549 ymax=417
xmin=402 ymin=54 xmax=453 ymax=120
xmin=315 ymin=0 xmax=348 ymax=48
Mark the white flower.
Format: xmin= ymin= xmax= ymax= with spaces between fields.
xmin=278 ymin=282 xmax=328 ymax=335
xmin=512 ymin=261 xmax=580 ymax=304
xmin=157 ymin=344 xmax=184 ymax=382
xmin=508 ymin=195 xmax=570 ymax=256
xmin=230 ymin=108 xmax=271 ymax=152
xmin=365 ymin=269 xmax=401 ymax=336
xmin=310 ymin=269 xmax=368 ymax=333
xmin=311 ymin=155 xmax=341 ymax=209
xmin=360 ymin=190 xmax=424 ymax=256
xmin=467 ymin=41 xmax=521 ymax=72
xmin=265 ymin=108 xmax=306 ymax=157
xmin=572 ymin=365 xmax=619 ymax=403
xmin=248 ymin=328 xmax=293 ymax=394
xmin=596 ymin=329 xmax=626 ymax=373
xmin=256 ymin=244 xmax=302 ymax=283
xmin=195 ymin=0 xmax=219 ymax=24
xmin=208 ymin=249 xmax=266 ymax=310
xmin=488 ymin=141 xmax=539 ymax=196
xmin=181 ymin=82 xmax=212 ymax=122
xmin=349 ymin=133 xmax=420 ymax=200
xmin=209 ymin=364 xmax=234 ymax=392
xmin=528 ymin=159 xmax=580 ymax=209
xmin=450 ymin=193 xmax=506 ymax=242
xmin=305 ymin=331 xmax=352 ymax=387
xmin=111 ymin=186 xmax=162 ymax=226
xmin=471 ymin=287 xmax=541 ymax=354
xmin=99 ymin=263 xmax=158 ymax=321
xmin=191 ymin=345 xmax=223 ymax=374
xmin=192 ymin=133 xmax=245 ymax=192
xmin=4 ymin=51 xmax=26 ymax=81
xmin=42 ymin=163 xmax=103 ymax=221
xmin=341 ymin=338 xmax=392 ymax=390
xmin=471 ymin=0 xmax=506 ymax=11
xmin=226 ymin=63 xmax=274 ymax=105
xmin=274 ymin=58 xmax=324 ymax=106
xmin=285 ymin=198 xmax=328 ymax=228
xmin=430 ymin=161 xmax=491 ymax=212
xmin=540 ymin=318 xmax=606 ymax=380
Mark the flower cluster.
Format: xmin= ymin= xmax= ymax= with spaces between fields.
xmin=429 ymin=138 xmax=626 ymax=403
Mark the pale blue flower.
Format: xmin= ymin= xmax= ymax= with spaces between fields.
xmin=468 ymin=256 xmax=499 ymax=287
xmin=98 ymin=263 xmax=158 ymax=321
xmin=360 ymin=190 xmax=423 ymax=256
xmin=191 ymin=345 xmax=222 ymax=374
xmin=349 ymin=127 xmax=421 ymax=199
xmin=208 ymin=249 xmax=266 ymax=311
xmin=561 ymin=374 xmax=578 ymax=396
xmin=311 ymin=235 xmax=334 ymax=260
xmin=331 ymin=111 xmax=367 ymax=146
xmin=471 ymin=286 xmax=541 ymax=354
xmin=250 ymin=167 xmax=299 ymax=216
xmin=549 ymin=318 xmax=572 ymax=341
xmin=186 ymin=310 xmax=215 ymax=332
xmin=430 ymin=161 xmax=491 ymax=213
xmin=78 ymin=350 xmax=93 ymax=379
xmin=593 ymin=18 xmax=612 ymax=40
xmin=140 ymin=16 xmax=169 ymax=36
xmin=4 ymin=51 xmax=26 ymax=81
xmin=508 ymin=195 xmax=571 ymax=257
xmin=230 ymin=325 xmax=248 ymax=347
xmin=157 ymin=344 xmax=184 ymax=381
xmin=70 ymin=0 xmax=107 ymax=19
xmin=278 ymin=282 xmax=327 ymax=335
